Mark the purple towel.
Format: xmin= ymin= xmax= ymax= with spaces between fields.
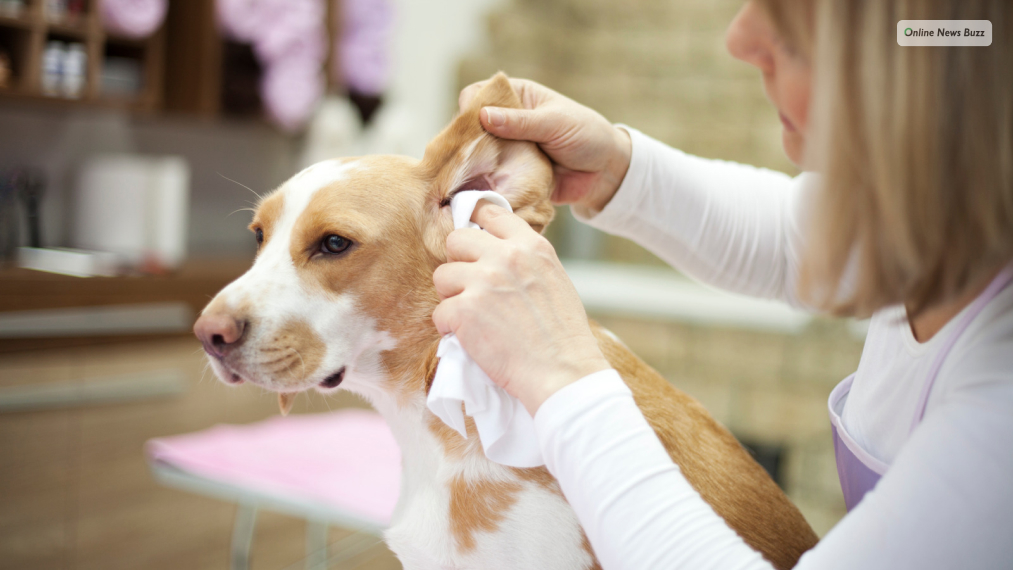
xmin=215 ymin=0 xmax=394 ymax=130
xmin=217 ymin=0 xmax=328 ymax=131
xmin=339 ymin=0 xmax=394 ymax=96
xmin=101 ymin=0 xmax=167 ymax=39
xmin=262 ymin=55 xmax=326 ymax=132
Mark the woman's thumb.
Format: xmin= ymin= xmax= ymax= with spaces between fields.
xmin=481 ymin=107 xmax=554 ymax=143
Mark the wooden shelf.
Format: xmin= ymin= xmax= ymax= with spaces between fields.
xmin=0 ymin=0 xmax=163 ymax=111
xmin=0 ymin=14 xmax=35 ymax=29
xmin=0 ymin=257 xmax=251 ymax=352
xmin=0 ymin=257 xmax=251 ymax=313
xmin=2 ymin=1 xmax=344 ymax=124
xmin=44 ymin=22 xmax=90 ymax=38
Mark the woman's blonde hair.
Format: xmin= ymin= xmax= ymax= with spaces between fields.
xmin=763 ymin=0 xmax=1013 ymax=316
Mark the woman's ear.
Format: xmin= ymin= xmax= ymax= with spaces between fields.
xmin=420 ymin=73 xmax=555 ymax=234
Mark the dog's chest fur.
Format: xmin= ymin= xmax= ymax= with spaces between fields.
xmin=371 ymin=398 xmax=596 ymax=570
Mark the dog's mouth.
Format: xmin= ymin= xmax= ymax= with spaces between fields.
xmin=208 ymin=354 xmax=347 ymax=415
xmin=208 ymin=358 xmax=247 ymax=385
xmin=276 ymin=367 xmax=345 ymax=416
xmin=319 ymin=366 xmax=345 ymax=389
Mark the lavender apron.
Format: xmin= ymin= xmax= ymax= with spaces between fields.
xmin=828 ymin=265 xmax=1013 ymax=511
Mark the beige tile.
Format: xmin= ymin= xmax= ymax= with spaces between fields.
xmin=785 ymin=332 xmax=864 ymax=390
xmin=667 ymin=374 xmax=734 ymax=426
xmin=789 ymin=495 xmax=847 ymax=538
xmin=729 ymin=385 xmax=832 ymax=443
xmin=0 ymin=350 xmax=75 ymax=388
xmin=690 ymin=327 xmax=787 ymax=388
xmin=593 ymin=316 xmax=688 ymax=375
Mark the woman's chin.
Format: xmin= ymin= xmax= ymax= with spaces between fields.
xmin=781 ymin=130 xmax=806 ymax=169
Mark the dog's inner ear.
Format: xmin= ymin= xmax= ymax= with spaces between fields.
xmin=420 ymin=73 xmax=555 ymax=235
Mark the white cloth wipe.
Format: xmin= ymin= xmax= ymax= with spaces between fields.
xmin=426 ymin=190 xmax=544 ymax=468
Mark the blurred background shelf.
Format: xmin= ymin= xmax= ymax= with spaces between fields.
xmin=0 ymin=0 xmax=163 ymax=109
xmin=0 ymin=0 xmax=344 ymax=120
xmin=0 ymin=257 xmax=249 ymax=352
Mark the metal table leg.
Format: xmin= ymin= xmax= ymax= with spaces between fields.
xmin=305 ymin=520 xmax=329 ymax=570
xmin=231 ymin=502 xmax=258 ymax=570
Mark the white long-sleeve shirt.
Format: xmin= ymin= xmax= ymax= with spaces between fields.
xmin=536 ymin=127 xmax=1013 ymax=569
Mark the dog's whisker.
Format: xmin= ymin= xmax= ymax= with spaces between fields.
xmin=197 ymin=360 xmax=213 ymax=385
xmin=227 ymin=207 xmax=257 ymax=218
xmin=290 ymin=347 xmax=307 ymax=381
xmin=254 ymin=355 xmax=294 ymax=367
xmin=217 ymin=172 xmax=263 ymax=201
xmin=320 ymin=390 xmax=333 ymax=412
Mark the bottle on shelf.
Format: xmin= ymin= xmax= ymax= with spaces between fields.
xmin=42 ymin=41 xmax=65 ymax=96
xmin=62 ymin=43 xmax=86 ymax=98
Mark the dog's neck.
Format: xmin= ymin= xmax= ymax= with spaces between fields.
xmin=345 ymin=234 xmax=508 ymax=482
xmin=364 ymin=338 xmax=508 ymax=496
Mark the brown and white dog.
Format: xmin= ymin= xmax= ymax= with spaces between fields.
xmin=194 ymin=73 xmax=818 ymax=570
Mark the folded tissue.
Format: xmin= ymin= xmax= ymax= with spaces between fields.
xmin=426 ymin=190 xmax=544 ymax=468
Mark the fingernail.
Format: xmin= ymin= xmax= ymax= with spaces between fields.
xmin=484 ymin=107 xmax=506 ymax=127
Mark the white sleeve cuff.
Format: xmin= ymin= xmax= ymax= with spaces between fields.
xmin=570 ymin=125 xmax=653 ymax=228
xmin=533 ymin=368 xmax=773 ymax=570
xmin=534 ymin=368 xmax=631 ymax=435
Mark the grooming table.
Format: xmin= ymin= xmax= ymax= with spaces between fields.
xmin=146 ymin=409 xmax=401 ymax=570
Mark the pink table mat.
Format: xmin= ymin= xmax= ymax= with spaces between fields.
xmin=146 ymin=409 xmax=400 ymax=525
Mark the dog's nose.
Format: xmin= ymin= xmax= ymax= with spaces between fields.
xmin=193 ymin=312 xmax=247 ymax=358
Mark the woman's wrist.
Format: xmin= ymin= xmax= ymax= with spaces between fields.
xmin=583 ymin=125 xmax=632 ymax=213
xmin=519 ymin=346 xmax=613 ymax=416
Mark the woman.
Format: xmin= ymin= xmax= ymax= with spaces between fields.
xmin=433 ymin=0 xmax=1013 ymax=567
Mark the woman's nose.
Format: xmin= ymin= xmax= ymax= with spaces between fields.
xmin=725 ymin=1 xmax=776 ymax=73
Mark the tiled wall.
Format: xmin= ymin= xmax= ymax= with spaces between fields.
xmin=459 ymin=0 xmax=861 ymax=536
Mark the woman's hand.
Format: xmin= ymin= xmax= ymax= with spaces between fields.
xmin=459 ymin=77 xmax=632 ymax=213
xmin=432 ymin=201 xmax=612 ymax=416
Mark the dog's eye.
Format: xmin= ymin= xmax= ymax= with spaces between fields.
xmin=321 ymin=235 xmax=351 ymax=255
xmin=255 ymin=228 xmax=264 ymax=246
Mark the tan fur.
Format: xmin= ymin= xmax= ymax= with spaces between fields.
xmin=580 ymin=533 xmax=603 ymax=570
xmin=208 ymin=72 xmax=819 ymax=569
xmin=427 ymin=412 xmax=484 ymax=460
xmin=510 ymin=466 xmax=562 ymax=496
xmin=448 ymin=475 xmax=524 ymax=552
xmin=419 ymin=73 xmax=555 ymax=260
xmin=250 ymin=192 xmax=284 ymax=245
xmin=267 ymin=318 xmax=325 ymax=386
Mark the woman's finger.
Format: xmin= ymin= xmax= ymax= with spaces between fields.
xmin=432 ymin=262 xmax=472 ymax=300
xmin=431 ymin=294 xmax=464 ymax=336
xmin=445 ymin=227 xmax=498 ymax=262
xmin=472 ymin=201 xmax=537 ymax=240
xmin=479 ymin=106 xmax=565 ymax=143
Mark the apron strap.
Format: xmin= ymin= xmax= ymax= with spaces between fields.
xmin=910 ymin=264 xmax=1013 ymax=433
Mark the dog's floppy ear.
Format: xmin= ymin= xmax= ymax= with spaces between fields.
xmin=421 ymin=73 xmax=555 ymax=236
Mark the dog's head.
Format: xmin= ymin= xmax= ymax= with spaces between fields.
xmin=194 ymin=73 xmax=553 ymax=409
